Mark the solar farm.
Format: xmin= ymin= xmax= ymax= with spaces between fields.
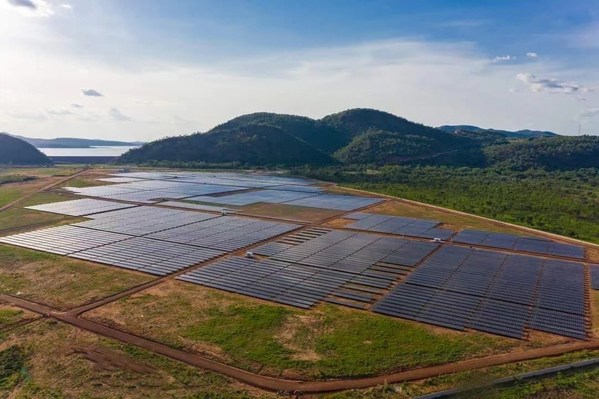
xmin=1 ymin=169 xmax=598 ymax=396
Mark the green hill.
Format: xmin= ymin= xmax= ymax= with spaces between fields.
xmin=211 ymin=112 xmax=349 ymax=153
xmin=0 ymin=133 xmax=52 ymax=165
xmin=117 ymin=109 xmax=597 ymax=170
xmin=119 ymin=124 xmax=334 ymax=166
xmin=438 ymin=125 xmax=559 ymax=138
xmin=484 ymin=136 xmax=599 ymax=171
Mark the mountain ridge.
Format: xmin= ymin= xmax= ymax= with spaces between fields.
xmin=116 ymin=109 xmax=599 ymax=171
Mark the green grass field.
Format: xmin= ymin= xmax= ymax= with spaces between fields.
xmin=86 ymin=281 xmax=528 ymax=379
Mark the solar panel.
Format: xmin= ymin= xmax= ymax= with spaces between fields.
xmin=26 ymin=198 xmax=136 ymax=216
xmin=345 ymin=213 xmax=454 ymax=240
xmin=71 ymin=237 xmax=225 ymax=276
xmin=146 ymin=216 xmax=300 ymax=252
xmin=452 ymin=229 xmax=586 ymax=259
xmin=0 ymin=225 xmax=130 ymax=255
xmin=283 ymin=194 xmax=383 ymax=211
xmin=73 ymin=206 xmax=218 ymax=236
xmin=591 ymin=265 xmax=599 ymax=290
xmin=373 ymin=245 xmax=589 ymax=340
xmin=188 ymin=189 xmax=318 ymax=206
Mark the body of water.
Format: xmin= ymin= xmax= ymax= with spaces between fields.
xmin=39 ymin=146 xmax=139 ymax=157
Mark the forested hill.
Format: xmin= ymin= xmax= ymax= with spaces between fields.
xmin=118 ymin=109 xmax=599 ymax=170
xmin=438 ymin=125 xmax=559 ymax=138
xmin=0 ymin=133 xmax=52 ymax=165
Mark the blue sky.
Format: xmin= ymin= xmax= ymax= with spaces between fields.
xmin=1 ymin=0 xmax=598 ymax=140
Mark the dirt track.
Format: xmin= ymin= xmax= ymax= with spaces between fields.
xmin=1 ymin=292 xmax=598 ymax=394
xmin=0 ymin=168 xmax=87 ymax=213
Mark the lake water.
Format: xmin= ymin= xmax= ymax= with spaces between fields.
xmin=39 ymin=146 xmax=139 ymax=157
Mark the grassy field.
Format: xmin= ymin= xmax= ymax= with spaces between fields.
xmin=0 ymin=305 xmax=36 ymax=330
xmin=0 ymin=245 xmax=152 ymax=310
xmin=0 ymin=167 xmax=82 ymax=208
xmin=0 ymin=320 xmax=272 ymax=399
xmin=0 ymin=191 xmax=82 ymax=234
xmin=322 ymin=349 xmax=599 ymax=398
xmin=85 ymin=280 xmax=544 ymax=380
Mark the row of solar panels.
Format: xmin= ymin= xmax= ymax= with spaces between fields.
xmin=345 ymin=212 xmax=454 ymax=240
xmin=62 ymin=172 xmax=382 ymax=211
xmin=453 ymin=229 xmax=585 ymax=259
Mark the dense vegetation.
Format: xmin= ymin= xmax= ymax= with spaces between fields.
xmin=0 ymin=134 xmax=51 ymax=165
xmin=118 ymin=108 xmax=599 ymax=170
xmin=438 ymin=125 xmax=558 ymax=138
xmin=484 ymin=136 xmax=599 ymax=171
xmin=299 ymin=165 xmax=599 ymax=243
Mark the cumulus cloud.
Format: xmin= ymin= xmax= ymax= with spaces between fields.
xmin=7 ymin=0 xmax=36 ymax=9
xmin=82 ymin=88 xmax=103 ymax=97
xmin=109 ymin=107 xmax=131 ymax=121
xmin=526 ymin=52 xmax=538 ymax=58
xmin=516 ymin=73 xmax=590 ymax=95
xmin=492 ymin=55 xmax=516 ymax=63
xmin=70 ymin=103 xmax=83 ymax=108
xmin=60 ymin=3 xmax=71 ymax=9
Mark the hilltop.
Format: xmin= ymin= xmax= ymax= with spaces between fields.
xmin=438 ymin=125 xmax=559 ymax=139
xmin=0 ymin=133 xmax=52 ymax=165
xmin=118 ymin=109 xmax=599 ymax=170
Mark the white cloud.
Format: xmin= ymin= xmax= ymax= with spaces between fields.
xmin=492 ymin=55 xmax=516 ymax=63
xmin=109 ymin=107 xmax=131 ymax=122
xmin=516 ymin=73 xmax=590 ymax=96
xmin=70 ymin=103 xmax=83 ymax=108
xmin=60 ymin=4 xmax=72 ymax=10
xmin=82 ymin=88 xmax=104 ymax=97
xmin=5 ymin=0 xmax=54 ymax=17
xmin=526 ymin=52 xmax=538 ymax=58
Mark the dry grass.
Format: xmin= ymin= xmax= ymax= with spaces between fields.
xmin=0 ymin=320 xmax=271 ymax=398
xmin=0 ymin=244 xmax=152 ymax=310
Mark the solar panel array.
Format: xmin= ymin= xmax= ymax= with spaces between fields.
xmin=65 ymin=180 xmax=247 ymax=204
xmin=453 ymin=229 xmax=585 ymax=259
xmin=74 ymin=206 xmax=217 ymax=236
xmin=178 ymin=258 xmax=352 ymax=308
xmin=179 ymin=229 xmax=439 ymax=309
xmin=71 ymin=238 xmax=224 ymax=276
xmin=147 ymin=216 xmax=300 ymax=252
xmin=188 ymin=189 xmax=317 ymax=206
xmin=283 ymin=194 xmax=383 ymax=211
xmin=159 ymin=201 xmax=233 ymax=213
xmin=374 ymin=246 xmax=588 ymax=339
xmin=345 ymin=212 xmax=455 ymax=240
xmin=0 ymin=225 xmax=129 ymax=255
xmin=591 ymin=265 xmax=599 ymax=290
xmin=26 ymin=199 xmax=135 ymax=216
xmin=1 ymin=203 xmax=300 ymax=276
xmin=59 ymin=171 xmax=381 ymax=212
